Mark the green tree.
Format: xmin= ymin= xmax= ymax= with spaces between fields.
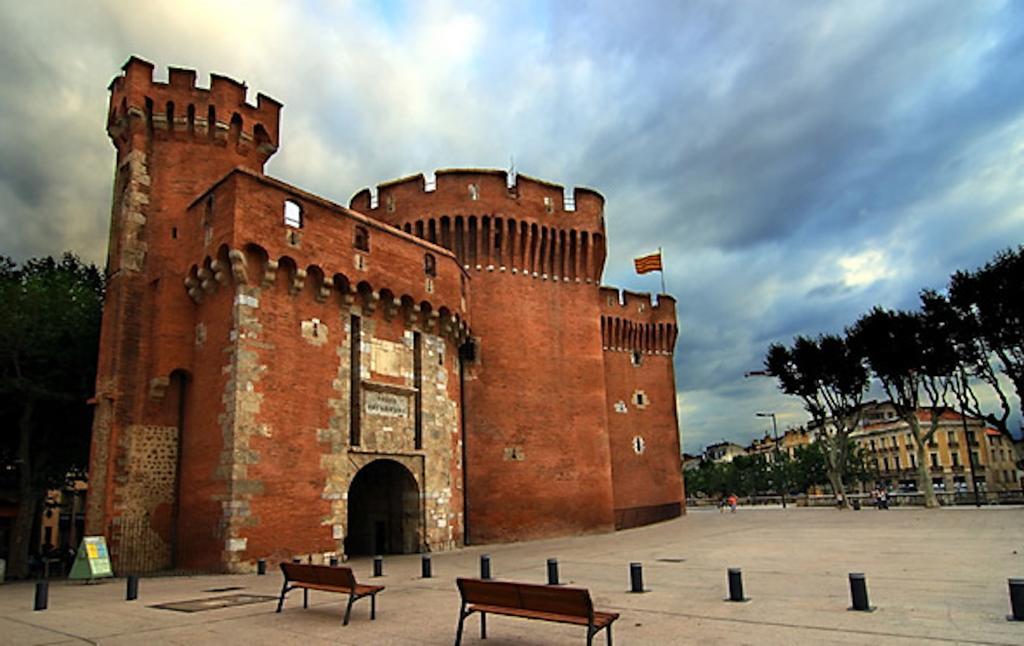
xmin=948 ymin=245 xmax=1024 ymax=435
xmin=788 ymin=440 xmax=869 ymax=494
xmin=848 ymin=307 xmax=958 ymax=508
xmin=919 ymin=289 xmax=1010 ymax=435
xmin=730 ymin=454 xmax=772 ymax=496
xmin=790 ymin=444 xmax=829 ymax=492
xmin=0 ymin=254 xmax=103 ymax=578
xmin=765 ymin=335 xmax=868 ymax=507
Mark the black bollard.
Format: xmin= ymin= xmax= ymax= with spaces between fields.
xmin=373 ymin=555 xmax=384 ymax=577
xmin=34 ymin=581 xmax=48 ymax=611
xmin=126 ymin=575 xmax=139 ymax=601
xmin=329 ymin=556 xmax=339 ymax=567
xmin=257 ymin=559 xmax=266 ymax=575
xmin=629 ymin=562 xmax=644 ymax=593
xmin=480 ymin=554 xmax=492 ymax=580
xmin=727 ymin=568 xmax=747 ymax=602
xmin=547 ymin=558 xmax=560 ymax=585
xmin=1009 ymin=578 xmax=1024 ymax=621
xmin=848 ymin=573 xmax=874 ymax=611
xmin=421 ymin=554 xmax=432 ymax=578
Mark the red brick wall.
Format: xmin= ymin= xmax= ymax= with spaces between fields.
xmin=237 ymin=272 xmax=343 ymax=563
xmin=600 ymin=288 xmax=685 ymax=528
xmin=350 ymin=170 xmax=618 ymax=541
xmin=463 ymin=276 xmax=616 ymax=541
xmin=174 ymin=283 xmax=234 ymax=571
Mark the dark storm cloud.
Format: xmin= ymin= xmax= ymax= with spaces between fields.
xmin=1 ymin=0 xmax=1022 ymax=449
xmin=562 ymin=1 xmax=1024 ymax=446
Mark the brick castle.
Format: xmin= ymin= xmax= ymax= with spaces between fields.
xmin=86 ymin=57 xmax=684 ymax=572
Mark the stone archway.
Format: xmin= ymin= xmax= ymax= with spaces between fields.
xmin=345 ymin=459 xmax=421 ymax=555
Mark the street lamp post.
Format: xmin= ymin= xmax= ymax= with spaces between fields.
xmin=756 ymin=412 xmax=787 ymax=509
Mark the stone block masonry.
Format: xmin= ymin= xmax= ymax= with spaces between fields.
xmin=87 ymin=56 xmax=683 ymax=574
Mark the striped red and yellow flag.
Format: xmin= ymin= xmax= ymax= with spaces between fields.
xmin=633 ymin=251 xmax=662 ymax=274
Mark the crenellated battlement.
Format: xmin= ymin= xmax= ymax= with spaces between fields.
xmin=599 ymin=287 xmax=676 ymax=317
xmin=599 ymin=287 xmax=677 ymax=355
xmin=351 ymin=168 xmax=604 ymax=225
xmin=107 ymin=56 xmax=281 ymax=163
xmin=350 ymin=169 xmax=607 ymax=282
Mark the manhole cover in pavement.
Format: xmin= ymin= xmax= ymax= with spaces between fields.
xmin=202 ymin=586 xmax=246 ymax=593
xmin=152 ymin=594 xmax=277 ymax=613
xmin=656 ymin=558 xmax=687 ymax=563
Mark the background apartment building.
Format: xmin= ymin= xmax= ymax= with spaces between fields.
xmin=852 ymin=402 xmax=1022 ymax=494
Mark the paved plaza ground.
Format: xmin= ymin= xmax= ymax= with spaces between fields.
xmin=0 ymin=506 xmax=1021 ymax=645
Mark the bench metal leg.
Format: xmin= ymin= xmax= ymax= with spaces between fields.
xmin=454 ymin=603 xmax=468 ymax=646
xmin=371 ymin=593 xmax=377 ymax=620
xmin=276 ymin=582 xmax=290 ymax=613
xmin=343 ymin=594 xmax=355 ymax=626
xmin=481 ymin=612 xmax=487 ymax=639
xmin=303 ymin=588 xmax=308 ymax=609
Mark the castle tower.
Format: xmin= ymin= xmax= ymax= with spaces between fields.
xmin=91 ymin=58 xmax=470 ymax=573
xmin=351 ymin=170 xmax=620 ymax=541
xmin=599 ymin=289 xmax=684 ymax=528
xmin=87 ymin=57 xmax=282 ymax=569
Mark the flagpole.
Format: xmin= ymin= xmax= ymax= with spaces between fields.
xmin=659 ymin=246 xmax=667 ymax=295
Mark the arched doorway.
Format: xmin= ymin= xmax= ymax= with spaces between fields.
xmin=345 ymin=460 xmax=421 ymax=555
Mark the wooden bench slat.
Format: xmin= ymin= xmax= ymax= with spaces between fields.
xmin=467 ymin=603 xmax=619 ymax=627
xmin=287 ymin=581 xmax=383 ymax=594
xmin=314 ymin=564 xmax=358 ymax=589
xmin=458 ymin=578 xmax=522 ymax=607
xmin=518 ymin=583 xmax=593 ymax=617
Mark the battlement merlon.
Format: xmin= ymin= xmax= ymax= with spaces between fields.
xmin=349 ymin=168 xmax=605 ymax=230
xmin=599 ymin=287 xmax=678 ymax=354
xmin=107 ymin=56 xmax=281 ymax=157
xmin=599 ymin=286 xmax=677 ymax=321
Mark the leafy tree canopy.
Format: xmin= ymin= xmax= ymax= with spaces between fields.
xmin=0 ymin=254 xmax=103 ymax=575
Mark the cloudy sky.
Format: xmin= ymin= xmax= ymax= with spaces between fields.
xmin=2 ymin=1 xmax=1023 ymax=450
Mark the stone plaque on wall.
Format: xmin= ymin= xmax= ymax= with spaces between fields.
xmin=365 ymin=390 xmax=410 ymax=418
xmin=370 ymin=338 xmax=410 ymax=378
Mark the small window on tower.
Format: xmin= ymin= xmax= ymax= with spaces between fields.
xmin=284 ymin=200 xmax=303 ymax=228
xmin=424 ymin=253 xmax=437 ymax=277
xmin=631 ymin=350 xmax=642 ymax=366
xmin=468 ymin=183 xmax=479 ymax=200
xmin=354 ymin=225 xmax=370 ymax=251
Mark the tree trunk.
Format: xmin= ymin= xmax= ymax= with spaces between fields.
xmin=913 ymin=433 xmax=935 ymax=508
xmin=823 ymin=440 xmax=849 ymax=508
xmin=827 ymin=470 xmax=848 ymax=508
xmin=8 ymin=399 xmax=37 ymax=579
xmin=908 ymin=416 xmax=939 ymax=508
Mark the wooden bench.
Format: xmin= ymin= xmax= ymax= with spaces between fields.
xmin=276 ymin=562 xmax=385 ymax=625
xmin=455 ymin=578 xmax=619 ymax=645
